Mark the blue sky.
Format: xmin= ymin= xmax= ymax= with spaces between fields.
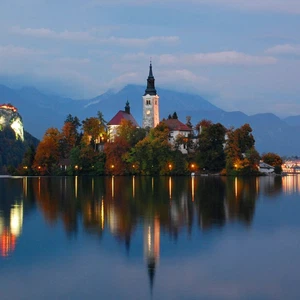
xmin=1 ymin=0 xmax=300 ymax=117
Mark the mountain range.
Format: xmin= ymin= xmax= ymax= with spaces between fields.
xmin=1 ymin=83 xmax=299 ymax=156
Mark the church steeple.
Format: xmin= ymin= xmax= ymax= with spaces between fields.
xmin=125 ymin=100 xmax=130 ymax=114
xmin=144 ymin=61 xmax=157 ymax=96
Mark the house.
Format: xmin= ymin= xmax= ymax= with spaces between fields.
xmin=258 ymin=161 xmax=275 ymax=174
xmin=163 ymin=118 xmax=193 ymax=154
xmin=107 ymin=101 xmax=139 ymax=142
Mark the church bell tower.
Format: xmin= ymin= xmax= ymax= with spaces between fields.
xmin=142 ymin=62 xmax=160 ymax=128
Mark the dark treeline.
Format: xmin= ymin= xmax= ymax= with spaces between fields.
xmin=0 ymin=127 xmax=39 ymax=174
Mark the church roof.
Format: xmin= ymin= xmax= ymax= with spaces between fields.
xmin=144 ymin=62 xmax=157 ymax=96
xmin=108 ymin=110 xmax=139 ymax=127
xmin=163 ymin=118 xmax=192 ymax=132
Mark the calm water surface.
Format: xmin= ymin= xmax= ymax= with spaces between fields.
xmin=1 ymin=175 xmax=300 ymax=300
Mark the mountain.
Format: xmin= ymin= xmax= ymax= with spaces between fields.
xmin=0 ymin=84 xmax=83 ymax=138
xmin=284 ymin=115 xmax=300 ymax=127
xmin=0 ymin=83 xmax=299 ymax=156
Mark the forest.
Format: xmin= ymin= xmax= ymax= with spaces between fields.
xmin=9 ymin=112 xmax=283 ymax=176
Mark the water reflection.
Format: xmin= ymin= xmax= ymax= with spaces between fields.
xmin=282 ymin=174 xmax=300 ymax=194
xmin=0 ymin=175 xmax=288 ymax=254
xmin=0 ymin=178 xmax=24 ymax=257
xmin=0 ymin=174 xmax=298 ymax=297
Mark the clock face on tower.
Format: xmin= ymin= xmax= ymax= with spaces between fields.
xmin=146 ymin=110 xmax=151 ymax=115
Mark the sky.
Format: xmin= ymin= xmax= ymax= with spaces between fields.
xmin=1 ymin=0 xmax=300 ymax=117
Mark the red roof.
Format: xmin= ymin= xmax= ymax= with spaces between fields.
xmin=163 ymin=119 xmax=192 ymax=132
xmin=108 ymin=110 xmax=139 ymax=126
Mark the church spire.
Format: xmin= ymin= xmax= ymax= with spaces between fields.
xmin=144 ymin=61 xmax=157 ymax=96
xmin=125 ymin=100 xmax=130 ymax=114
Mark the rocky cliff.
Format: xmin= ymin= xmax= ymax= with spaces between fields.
xmin=0 ymin=104 xmax=24 ymax=141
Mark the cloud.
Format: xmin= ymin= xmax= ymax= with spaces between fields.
xmin=11 ymin=26 xmax=179 ymax=47
xmin=266 ymin=44 xmax=300 ymax=55
xmin=0 ymin=45 xmax=49 ymax=57
xmin=53 ymin=57 xmax=91 ymax=65
xmin=89 ymin=0 xmax=300 ymax=14
xmin=123 ymin=51 xmax=277 ymax=66
xmin=158 ymin=69 xmax=208 ymax=84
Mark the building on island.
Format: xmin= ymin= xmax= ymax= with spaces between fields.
xmin=163 ymin=117 xmax=193 ymax=154
xmin=142 ymin=62 xmax=160 ymax=129
xmin=107 ymin=100 xmax=139 ymax=142
xmin=106 ymin=62 xmax=195 ymax=154
xmin=258 ymin=161 xmax=275 ymax=174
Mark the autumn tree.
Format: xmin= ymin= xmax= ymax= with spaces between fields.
xmin=82 ymin=117 xmax=106 ymax=150
xmin=225 ymin=124 xmax=258 ymax=174
xmin=104 ymin=136 xmax=131 ymax=175
xmin=195 ymin=119 xmax=213 ymax=136
xmin=60 ymin=122 xmax=78 ymax=158
xmin=33 ymin=128 xmax=61 ymax=174
xmin=262 ymin=152 xmax=283 ymax=174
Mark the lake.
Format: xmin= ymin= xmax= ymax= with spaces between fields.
xmin=0 ymin=175 xmax=300 ymax=300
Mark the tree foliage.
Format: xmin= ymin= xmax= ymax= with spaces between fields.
xmin=262 ymin=152 xmax=283 ymax=167
xmin=225 ymin=124 xmax=259 ymax=175
xmin=33 ymin=127 xmax=61 ymax=174
xmin=196 ymin=122 xmax=226 ymax=172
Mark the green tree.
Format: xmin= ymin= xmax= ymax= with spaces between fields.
xmin=127 ymin=122 xmax=172 ymax=175
xmin=196 ymin=123 xmax=226 ymax=172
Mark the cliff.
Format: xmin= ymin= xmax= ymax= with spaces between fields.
xmin=0 ymin=104 xmax=38 ymax=173
xmin=0 ymin=104 xmax=24 ymax=141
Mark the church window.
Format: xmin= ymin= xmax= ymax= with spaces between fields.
xmin=146 ymin=100 xmax=151 ymax=105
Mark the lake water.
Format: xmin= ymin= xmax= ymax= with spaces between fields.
xmin=1 ymin=175 xmax=300 ymax=300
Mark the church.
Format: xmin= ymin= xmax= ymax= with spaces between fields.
xmin=107 ymin=62 xmax=193 ymax=152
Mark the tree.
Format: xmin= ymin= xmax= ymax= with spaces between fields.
xmin=82 ymin=117 xmax=106 ymax=150
xmin=21 ymin=144 xmax=36 ymax=175
xmin=195 ymin=119 xmax=213 ymax=136
xmin=186 ymin=116 xmax=193 ymax=129
xmin=262 ymin=152 xmax=283 ymax=174
xmin=97 ymin=111 xmax=107 ymax=130
xmin=33 ymin=128 xmax=61 ymax=174
xmin=196 ymin=123 xmax=226 ymax=172
xmin=262 ymin=152 xmax=283 ymax=167
xmin=60 ymin=121 xmax=78 ymax=158
xmin=127 ymin=123 xmax=173 ymax=175
xmin=104 ymin=136 xmax=130 ymax=175
xmin=225 ymin=124 xmax=258 ymax=174
xmin=116 ymin=119 xmax=146 ymax=147
xmin=172 ymin=112 xmax=178 ymax=119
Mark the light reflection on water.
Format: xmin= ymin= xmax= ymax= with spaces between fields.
xmin=0 ymin=175 xmax=300 ymax=299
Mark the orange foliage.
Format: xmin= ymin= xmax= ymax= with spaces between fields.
xmin=33 ymin=127 xmax=61 ymax=174
xmin=104 ymin=137 xmax=130 ymax=175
